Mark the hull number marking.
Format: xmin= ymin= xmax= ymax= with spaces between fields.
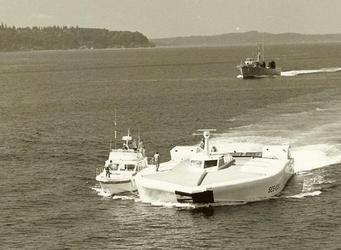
xmin=268 ymin=184 xmax=280 ymax=193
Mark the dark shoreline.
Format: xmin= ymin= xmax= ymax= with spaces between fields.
xmin=1 ymin=41 xmax=341 ymax=54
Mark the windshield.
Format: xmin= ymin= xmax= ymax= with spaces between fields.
xmin=204 ymin=160 xmax=218 ymax=168
xmin=108 ymin=163 xmax=119 ymax=170
xmin=125 ymin=164 xmax=136 ymax=171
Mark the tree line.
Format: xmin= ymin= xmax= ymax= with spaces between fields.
xmin=0 ymin=23 xmax=155 ymax=51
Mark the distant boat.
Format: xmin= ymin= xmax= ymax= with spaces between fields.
xmin=237 ymin=46 xmax=281 ymax=79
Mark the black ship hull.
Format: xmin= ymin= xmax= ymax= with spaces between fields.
xmin=240 ymin=66 xmax=281 ymax=79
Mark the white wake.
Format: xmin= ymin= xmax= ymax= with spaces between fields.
xmin=291 ymin=144 xmax=341 ymax=172
xmin=91 ymin=187 xmax=112 ymax=197
xmin=281 ymin=67 xmax=341 ymax=77
xmin=212 ymin=139 xmax=341 ymax=173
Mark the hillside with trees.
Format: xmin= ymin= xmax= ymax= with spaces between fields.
xmin=0 ymin=23 xmax=154 ymax=51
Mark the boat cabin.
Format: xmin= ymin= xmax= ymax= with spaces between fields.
xmin=105 ymin=159 xmax=145 ymax=173
xmin=189 ymin=153 xmax=234 ymax=171
xmin=244 ymin=58 xmax=256 ymax=65
xmin=105 ymin=149 xmax=146 ymax=173
xmin=242 ymin=50 xmax=262 ymax=66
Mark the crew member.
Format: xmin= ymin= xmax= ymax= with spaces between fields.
xmin=105 ymin=166 xmax=111 ymax=178
xmin=138 ymin=140 xmax=145 ymax=156
xmin=132 ymin=139 xmax=137 ymax=152
xmin=153 ymin=152 xmax=160 ymax=172
xmin=199 ymin=137 xmax=205 ymax=150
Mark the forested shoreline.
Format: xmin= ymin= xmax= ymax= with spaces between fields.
xmin=0 ymin=23 xmax=154 ymax=51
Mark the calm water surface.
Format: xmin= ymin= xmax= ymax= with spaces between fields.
xmin=1 ymin=44 xmax=341 ymax=249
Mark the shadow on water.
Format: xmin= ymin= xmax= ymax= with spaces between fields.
xmin=186 ymin=206 xmax=215 ymax=217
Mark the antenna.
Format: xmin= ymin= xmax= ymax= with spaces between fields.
xmin=114 ymin=109 xmax=117 ymax=149
xmin=262 ymin=32 xmax=265 ymax=61
xmin=257 ymin=45 xmax=261 ymax=62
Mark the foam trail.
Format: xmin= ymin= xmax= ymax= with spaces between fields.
xmin=140 ymin=200 xmax=247 ymax=209
xmin=92 ymin=187 xmax=137 ymax=199
xmin=134 ymin=197 xmax=200 ymax=209
xmin=291 ymin=144 xmax=341 ymax=173
xmin=284 ymin=170 xmax=333 ymax=199
xmin=211 ymin=135 xmax=341 ymax=173
xmin=287 ymin=191 xmax=322 ymax=199
xmin=281 ymin=67 xmax=341 ymax=77
xmin=91 ymin=187 xmax=112 ymax=197
xmin=112 ymin=195 xmax=136 ymax=200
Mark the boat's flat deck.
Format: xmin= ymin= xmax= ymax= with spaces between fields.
xmin=202 ymin=158 xmax=283 ymax=185
xmin=146 ymin=161 xmax=206 ymax=187
xmin=144 ymin=157 xmax=287 ymax=188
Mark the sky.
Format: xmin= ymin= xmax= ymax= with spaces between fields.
xmin=0 ymin=0 xmax=340 ymax=38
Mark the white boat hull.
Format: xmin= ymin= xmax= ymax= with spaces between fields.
xmin=136 ymin=159 xmax=294 ymax=204
xmin=212 ymin=162 xmax=293 ymax=202
xmin=99 ymin=179 xmax=135 ymax=195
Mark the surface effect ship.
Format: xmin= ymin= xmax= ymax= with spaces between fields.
xmin=237 ymin=47 xmax=281 ymax=79
xmin=135 ymin=130 xmax=294 ymax=204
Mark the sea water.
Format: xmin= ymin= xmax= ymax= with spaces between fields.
xmin=1 ymin=44 xmax=341 ymax=249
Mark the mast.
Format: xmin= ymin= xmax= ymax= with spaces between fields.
xmin=114 ymin=109 xmax=117 ymax=149
xmin=203 ymin=131 xmax=210 ymax=154
xmin=125 ymin=128 xmax=131 ymax=149
xmin=257 ymin=46 xmax=261 ymax=62
xmin=262 ymin=32 xmax=265 ymax=61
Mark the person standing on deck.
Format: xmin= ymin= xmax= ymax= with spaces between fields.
xmin=153 ymin=152 xmax=160 ymax=172
xmin=199 ymin=137 xmax=205 ymax=150
xmin=132 ymin=139 xmax=137 ymax=152
xmin=138 ymin=140 xmax=145 ymax=156
xmin=105 ymin=166 xmax=111 ymax=178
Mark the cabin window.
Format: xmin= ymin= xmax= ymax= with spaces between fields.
xmin=125 ymin=164 xmax=136 ymax=171
xmin=190 ymin=160 xmax=202 ymax=168
xmin=110 ymin=163 xmax=119 ymax=170
xmin=218 ymin=158 xmax=225 ymax=167
xmin=204 ymin=160 xmax=218 ymax=168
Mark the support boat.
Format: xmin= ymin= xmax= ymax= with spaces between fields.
xmin=96 ymin=131 xmax=148 ymax=195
